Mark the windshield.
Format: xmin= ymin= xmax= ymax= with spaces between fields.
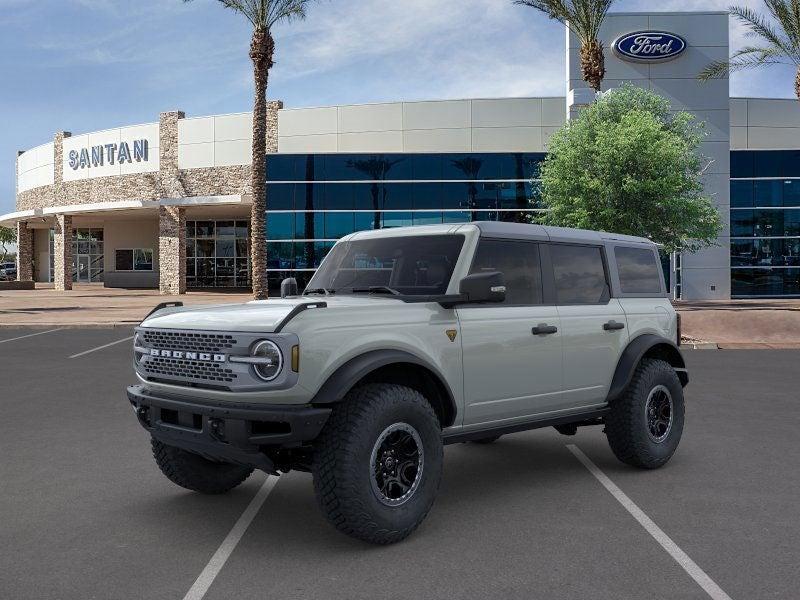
xmin=305 ymin=234 xmax=465 ymax=296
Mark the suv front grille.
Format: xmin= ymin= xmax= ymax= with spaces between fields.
xmin=143 ymin=356 xmax=238 ymax=384
xmin=141 ymin=330 xmax=237 ymax=353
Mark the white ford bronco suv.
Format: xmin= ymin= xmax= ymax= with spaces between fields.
xmin=128 ymin=222 xmax=688 ymax=544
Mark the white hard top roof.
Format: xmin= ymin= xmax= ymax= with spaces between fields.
xmin=344 ymin=222 xmax=654 ymax=246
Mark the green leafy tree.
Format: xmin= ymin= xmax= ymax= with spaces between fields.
xmin=183 ymin=0 xmax=316 ymax=299
xmin=0 ymin=226 xmax=15 ymax=263
xmin=537 ymin=84 xmax=722 ymax=253
xmin=515 ymin=0 xmax=615 ymax=92
xmin=699 ymin=2 xmax=800 ymax=100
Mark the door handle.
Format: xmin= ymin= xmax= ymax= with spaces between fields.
xmin=532 ymin=324 xmax=558 ymax=335
xmin=603 ymin=320 xmax=625 ymax=331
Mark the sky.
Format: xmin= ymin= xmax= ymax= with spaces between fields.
xmin=1 ymin=0 xmax=797 ymax=216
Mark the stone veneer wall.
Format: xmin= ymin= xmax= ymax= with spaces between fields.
xmin=53 ymin=214 xmax=73 ymax=291
xmin=17 ymin=102 xmax=283 ymax=211
xmin=158 ymin=206 xmax=186 ymax=295
xmin=15 ymin=102 xmax=282 ymax=293
xmin=15 ymin=222 xmax=33 ymax=281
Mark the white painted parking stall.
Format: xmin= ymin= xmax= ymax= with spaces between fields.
xmin=3 ymin=331 xmax=797 ymax=599
xmin=0 ymin=328 xmax=62 ymax=344
xmin=68 ymin=335 xmax=134 ymax=359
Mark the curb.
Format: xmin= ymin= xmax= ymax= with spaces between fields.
xmin=686 ymin=342 xmax=719 ymax=350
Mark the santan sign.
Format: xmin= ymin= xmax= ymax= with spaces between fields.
xmin=68 ymin=139 xmax=149 ymax=170
xmin=613 ymin=31 xmax=687 ymax=62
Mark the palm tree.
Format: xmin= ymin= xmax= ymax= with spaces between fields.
xmin=184 ymin=0 xmax=314 ymax=299
xmin=699 ymin=3 xmax=800 ymax=101
xmin=348 ymin=157 xmax=405 ymax=230
xmin=515 ymin=0 xmax=615 ymax=92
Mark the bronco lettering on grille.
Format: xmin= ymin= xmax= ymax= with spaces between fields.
xmin=149 ymin=349 xmax=226 ymax=362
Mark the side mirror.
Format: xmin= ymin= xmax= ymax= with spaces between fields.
xmin=458 ymin=271 xmax=506 ymax=304
xmin=280 ymin=277 xmax=299 ymax=298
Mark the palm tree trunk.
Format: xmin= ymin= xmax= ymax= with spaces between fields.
xmin=580 ymin=40 xmax=605 ymax=92
xmin=249 ymin=29 xmax=274 ymax=300
xmin=796 ymin=67 xmax=800 ymax=102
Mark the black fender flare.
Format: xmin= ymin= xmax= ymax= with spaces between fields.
xmin=310 ymin=349 xmax=458 ymax=427
xmin=607 ymin=334 xmax=688 ymax=403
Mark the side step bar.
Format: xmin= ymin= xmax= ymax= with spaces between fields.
xmin=442 ymin=407 xmax=609 ymax=445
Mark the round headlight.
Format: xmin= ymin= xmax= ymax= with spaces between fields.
xmin=252 ymin=340 xmax=283 ymax=381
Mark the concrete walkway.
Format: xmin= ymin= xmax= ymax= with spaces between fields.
xmin=676 ymin=299 xmax=800 ymax=349
xmin=2 ymin=285 xmax=800 ymax=347
xmin=0 ymin=284 xmax=252 ymax=328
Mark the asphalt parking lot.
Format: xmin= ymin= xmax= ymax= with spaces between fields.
xmin=1 ymin=328 xmax=798 ymax=600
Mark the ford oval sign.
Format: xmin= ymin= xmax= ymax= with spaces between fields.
xmin=613 ymin=31 xmax=687 ymax=63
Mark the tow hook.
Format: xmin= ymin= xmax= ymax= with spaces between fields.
xmin=135 ymin=406 xmax=150 ymax=427
xmin=209 ymin=418 xmax=226 ymax=441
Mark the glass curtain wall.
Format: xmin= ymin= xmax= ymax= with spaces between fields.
xmin=264 ymin=152 xmax=546 ymax=293
xmin=186 ymin=220 xmax=251 ymax=288
xmin=731 ymin=150 xmax=800 ymax=297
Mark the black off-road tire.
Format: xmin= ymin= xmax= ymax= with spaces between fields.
xmin=312 ymin=383 xmax=443 ymax=545
xmin=605 ymin=358 xmax=685 ymax=469
xmin=471 ymin=434 xmax=502 ymax=444
xmin=151 ymin=438 xmax=253 ymax=494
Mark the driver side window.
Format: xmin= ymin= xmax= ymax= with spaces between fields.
xmin=469 ymin=239 xmax=543 ymax=305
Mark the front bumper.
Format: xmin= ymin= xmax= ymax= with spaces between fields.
xmin=127 ymin=384 xmax=331 ymax=473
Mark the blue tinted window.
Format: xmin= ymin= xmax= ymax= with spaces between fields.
xmin=754 ymin=151 xmax=783 ymax=177
xmin=299 ymin=155 xmax=325 ymax=180
xmin=267 ymin=184 xmax=294 ymax=210
xmin=786 ymin=210 xmax=800 ymax=235
xmin=754 ymin=180 xmax=783 ymax=207
xmin=383 ymin=212 xmax=413 ymax=228
xmin=475 ymin=153 xmax=504 ymax=179
xmin=731 ymin=239 xmax=800 ymax=267
xmin=266 ymin=213 xmax=293 ymax=240
xmin=471 ymin=182 xmax=499 ymax=210
xmin=295 ymin=212 xmax=324 ymax=240
xmin=443 ymin=210 xmax=471 ymax=223
xmin=325 ymin=183 xmax=354 ymax=210
xmin=324 ymin=155 xmax=356 ymax=180
xmin=442 ymin=183 xmax=470 ymax=209
xmin=325 ymin=212 xmax=355 ymax=238
xmin=266 ymin=155 xmax=296 ymax=181
xmin=413 ymin=183 xmax=443 ymax=209
xmin=353 ymin=183 xmax=379 ymax=210
xmin=294 ymin=183 xmax=325 ymax=211
xmin=730 ymin=181 xmax=753 ymax=208
xmin=730 ymin=152 xmax=754 ymax=178
xmin=444 ymin=154 xmax=486 ymax=180
xmin=783 ymin=180 xmax=800 ymax=207
xmin=267 ymin=242 xmax=294 ymax=270
xmin=413 ymin=212 xmax=443 ymax=225
xmin=383 ymin=154 xmax=411 ymax=179
xmin=412 ymin=154 xmax=442 ymax=180
xmin=732 ymin=268 xmax=800 ymax=296
xmin=355 ymin=211 xmax=380 ymax=232
xmin=518 ymin=153 xmax=546 ymax=179
xmin=498 ymin=182 xmax=530 ymax=209
xmin=382 ymin=183 xmax=413 ymax=210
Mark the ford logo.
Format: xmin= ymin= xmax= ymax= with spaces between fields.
xmin=613 ymin=31 xmax=687 ymax=62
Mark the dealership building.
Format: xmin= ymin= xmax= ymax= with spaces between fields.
xmin=4 ymin=10 xmax=800 ymax=299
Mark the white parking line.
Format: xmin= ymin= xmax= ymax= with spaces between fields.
xmin=68 ymin=335 xmax=134 ymax=359
xmin=567 ymin=444 xmax=733 ymax=600
xmin=0 ymin=329 xmax=63 ymax=344
xmin=183 ymin=476 xmax=278 ymax=600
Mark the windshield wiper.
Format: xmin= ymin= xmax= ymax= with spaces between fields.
xmin=351 ymin=286 xmax=402 ymax=296
xmin=304 ymin=287 xmax=335 ymax=296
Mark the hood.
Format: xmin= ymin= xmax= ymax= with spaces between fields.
xmin=140 ymin=295 xmax=404 ymax=333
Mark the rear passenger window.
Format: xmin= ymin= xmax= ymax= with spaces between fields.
xmin=550 ymin=244 xmax=608 ymax=304
xmin=470 ymin=240 xmax=542 ymax=305
xmin=615 ymin=247 xmax=662 ymax=294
